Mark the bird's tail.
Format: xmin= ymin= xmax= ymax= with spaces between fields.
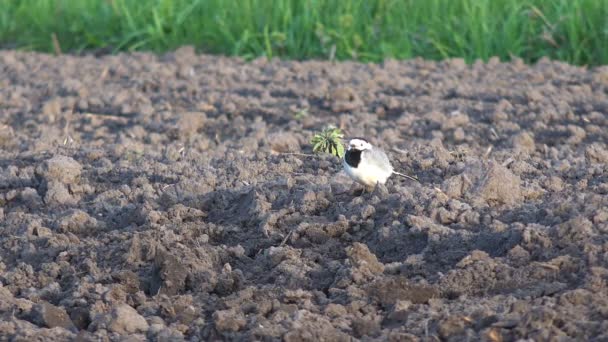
xmin=392 ymin=171 xmax=420 ymax=182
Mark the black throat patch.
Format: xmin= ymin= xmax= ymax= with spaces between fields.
xmin=344 ymin=149 xmax=362 ymax=168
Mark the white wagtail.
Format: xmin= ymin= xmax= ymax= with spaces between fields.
xmin=343 ymin=138 xmax=419 ymax=189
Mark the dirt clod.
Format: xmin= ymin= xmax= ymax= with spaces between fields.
xmin=213 ymin=309 xmax=246 ymax=332
xmin=446 ymin=160 xmax=523 ymax=206
xmin=30 ymin=302 xmax=76 ymax=331
xmin=56 ymin=209 xmax=99 ymax=234
xmin=369 ymin=277 xmax=439 ymax=306
xmin=36 ymin=155 xmax=82 ymax=184
xmin=92 ymin=304 xmax=149 ymax=334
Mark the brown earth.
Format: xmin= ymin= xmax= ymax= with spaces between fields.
xmin=1 ymin=47 xmax=608 ymax=341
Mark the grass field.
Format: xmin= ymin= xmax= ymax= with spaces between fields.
xmin=0 ymin=0 xmax=607 ymax=65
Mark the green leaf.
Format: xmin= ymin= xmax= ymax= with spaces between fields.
xmin=310 ymin=126 xmax=345 ymax=158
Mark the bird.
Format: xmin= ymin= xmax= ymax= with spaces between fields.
xmin=343 ymin=137 xmax=419 ymax=190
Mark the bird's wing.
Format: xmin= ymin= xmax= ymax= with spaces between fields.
xmin=368 ymin=148 xmax=420 ymax=182
xmin=364 ymin=147 xmax=392 ymax=170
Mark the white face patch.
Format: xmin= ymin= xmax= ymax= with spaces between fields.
xmin=348 ymin=138 xmax=372 ymax=151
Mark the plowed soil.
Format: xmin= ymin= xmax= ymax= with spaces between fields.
xmin=1 ymin=47 xmax=608 ymax=341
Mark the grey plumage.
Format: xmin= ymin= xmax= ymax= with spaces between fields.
xmin=365 ymin=147 xmax=419 ymax=182
xmin=363 ymin=147 xmax=392 ymax=171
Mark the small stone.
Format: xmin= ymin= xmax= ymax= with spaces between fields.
xmin=324 ymin=303 xmax=347 ymax=317
xmin=387 ymin=300 xmax=412 ymax=321
xmin=511 ymin=132 xmax=535 ymax=154
xmin=351 ymin=317 xmax=380 ymax=338
xmin=268 ymin=132 xmax=300 ymax=153
xmin=347 ymin=243 xmax=384 ymax=276
xmin=453 ymin=127 xmax=466 ymax=141
xmin=442 ymin=111 xmax=470 ymax=130
xmin=69 ymin=307 xmax=91 ymax=330
xmin=112 ymin=270 xmax=141 ymax=294
xmin=544 ymin=176 xmax=564 ymax=192
xmin=57 ymin=209 xmax=98 ymax=234
xmin=42 ymin=98 xmax=62 ymax=117
xmin=151 ymin=250 xmax=189 ymax=296
xmin=330 ymin=87 xmax=363 ymax=112
xmin=44 ymin=181 xmax=77 ymax=206
xmin=19 ymin=187 xmax=43 ymax=209
xmin=36 ymin=155 xmax=82 ymax=184
xmin=361 ymin=205 xmax=375 ymax=219
xmin=507 ymin=245 xmax=531 ymax=266
xmin=585 ymin=143 xmax=608 ymax=164
xmin=31 ymin=302 xmax=76 ymax=331
xmin=471 ymin=161 xmax=522 ymax=206
xmin=567 ymin=124 xmax=586 ymax=144
xmin=155 ymin=327 xmax=185 ymax=341
xmin=448 ymin=58 xmax=467 ymax=70
xmin=100 ymin=304 xmax=150 ymax=334
xmin=593 ymin=209 xmax=608 ymax=224
xmin=0 ymin=124 xmax=15 ymax=148
xmin=213 ymin=309 xmax=246 ymax=332
xmin=556 ymin=216 xmax=593 ymax=242
xmin=438 ymin=315 xmax=470 ymax=339
xmin=526 ymin=89 xmax=543 ymax=102
xmin=369 ymin=276 xmax=438 ymax=306
xmin=171 ymin=112 xmax=206 ymax=139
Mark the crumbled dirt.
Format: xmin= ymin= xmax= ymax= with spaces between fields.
xmin=1 ymin=48 xmax=608 ymax=341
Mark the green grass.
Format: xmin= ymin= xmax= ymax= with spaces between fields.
xmin=0 ymin=0 xmax=607 ymax=65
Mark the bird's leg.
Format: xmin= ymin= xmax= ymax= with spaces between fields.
xmin=372 ymin=181 xmax=379 ymax=193
xmin=351 ymin=183 xmax=365 ymax=196
xmin=361 ymin=183 xmax=376 ymax=197
xmin=371 ymin=181 xmax=389 ymax=197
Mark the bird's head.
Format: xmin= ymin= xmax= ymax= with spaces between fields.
xmin=348 ymin=138 xmax=373 ymax=151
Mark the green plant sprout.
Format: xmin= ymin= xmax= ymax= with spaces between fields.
xmin=311 ymin=126 xmax=345 ymax=158
xmin=293 ymin=108 xmax=309 ymax=120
